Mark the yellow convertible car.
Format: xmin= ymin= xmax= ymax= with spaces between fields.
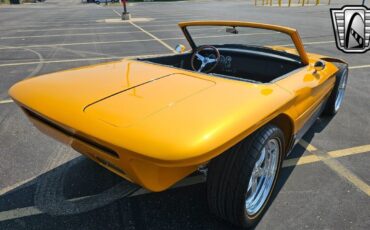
xmin=9 ymin=21 xmax=348 ymax=228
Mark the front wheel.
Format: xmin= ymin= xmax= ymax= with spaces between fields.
xmin=207 ymin=124 xmax=284 ymax=228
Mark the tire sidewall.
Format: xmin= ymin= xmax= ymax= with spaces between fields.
xmin=240 ymin=126 xmax=285 ymax=227
xmin=323 ymin=66 xmax=348 ymax=116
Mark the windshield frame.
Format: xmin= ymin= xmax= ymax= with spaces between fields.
xmin=178 ymin=21 xmax=309 ymax=65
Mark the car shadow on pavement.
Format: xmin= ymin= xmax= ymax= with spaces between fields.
xmin=0 ymin=156 xmax=237 ymax=230
xmin=0 ymin=117 xmax=334 ymax=230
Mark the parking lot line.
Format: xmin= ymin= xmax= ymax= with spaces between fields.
xmin=9 ymin=23 xmax=182 ymax=33
xmin=0 ymin=53 xmax=172 ymax=68
xmin=0 ymin=144 xmax=368 ymax=222
xmin=328 ymin=145 xmax=370 ymax=158
xmin=298 ymin=139 xmax=317 ymax=151
xmin=0 ymin=175 xmax=205 ymax=222
xmin=0 ymin=206 xmax=42 ymax=222
xmin=0 ymin=99 xmax=13 ymax=104
xmin=298 ymin=141 xmax=370 ymax=197
xmin=315 ymin=151 xmax=370 ymax=197
xmin=0 ymin=21 xmax=191 ymax=33
xmin=0 ymin=27 xmax=222 ymax=40
xmin=0 ymin=32 xmax=278 ymax=50
xmin=0 ymin=16 xmax=206 ymax=31
xmin=302 ymin=40 xmax=335 ymax=45
xmin=349 ymin=64 xmax=370 ymax=70
xmin=0 ymin=38 xmax=157 ymax=50
xmin=283 ymin=144 xmax=370 ymax=168
xmin=0 ymin=176 xmax=37 ymax=196
xmin=0 ymin=30 xmax=144 ymax=40
xmin=112 ymin=9 xmax=176 ymax=53
xmin=282 ymin=155 xmax=320 ymax=168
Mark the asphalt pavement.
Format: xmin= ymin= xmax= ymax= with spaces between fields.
xmin=0 ymin=0 xmax=369 ymax=229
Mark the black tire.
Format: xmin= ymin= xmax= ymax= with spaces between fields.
xmin=207 ymin=124 xmax=285 ymax=228
xmin=322 ymin=65 xmax=348 ymax=116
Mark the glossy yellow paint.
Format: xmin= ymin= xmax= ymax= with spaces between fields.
xmin=9 ymin=22 xmax=342 ymax=192
xmin=178 ymin=20 xmax=310 ymax=65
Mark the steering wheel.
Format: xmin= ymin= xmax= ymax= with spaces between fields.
xmin=191 ymin=45 xmax=221 ymax=73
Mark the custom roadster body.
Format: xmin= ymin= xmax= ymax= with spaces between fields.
xmin=9 ymin=21 xmax=348 ymax=227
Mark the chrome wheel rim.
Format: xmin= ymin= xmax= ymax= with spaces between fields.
xmin=245 ymin=139 xmax=280 ymax=216
xmin=334 ymin=70 xmax=348 ymax=112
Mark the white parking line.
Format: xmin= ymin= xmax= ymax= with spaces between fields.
xmin=279 ymin=40 xmax=335 ymax=46
xmin=349 ymin=64 xmax=370 ymax=70
xmin=303 ymin=40 xmax=335 ymax=45
xmin=0 ymin=99 xmax=14 ymax=104
xmin=0 ymin=53 xmax=172 ymax=68
xmin=19 ymin=15 xmax=204 ymax=26
xmin=0 ymin=176 xmax=36 ymax=196
xmin=0 ymin=206 xmax=42 ymax=222
xmin=112 ymin=9 xmax=176 ymax=53
xmin=0 ymin=32 xmax=278 ymax=50
xmin=0 ymin=27 xmax=222 ymax=40
xmin=1 ymin=30 xmax=143 ymax=40
xmin=0 ymin=175 xmax=205 ymax=222
xmin=1 ymin=17 xmax=206 ymax=33
xmin=7 ymin=23 xmax=177 ymax=33
xmin=0 ymin=38 xmax=157 ymax=50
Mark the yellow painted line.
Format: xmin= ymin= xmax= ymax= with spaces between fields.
xmin=282 ymin=154 xmax=320 ymax=168
xmin=296 ymin=141 xmax=370 ymax=197
xmin=298 ymin=139 xmax=317 ymax=151
xmin=282 ymin=144 xmax=370 ymax=168
xmin=315 ymin=152 xmax=370 ymax=197
xmin=0 ymin=99 xmax=13 ymax=104
xmin=328 ymin=145 xmax=370 ymax=158
xmin=0 ymin=143 xmax=369 ymax=221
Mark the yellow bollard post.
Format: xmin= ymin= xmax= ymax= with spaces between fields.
xmin=270 ymin=0 xmax=272 ymax=6
xmin=302 ymin=0 xmax=305 ymax=6
xmin=278 ymin=0 xmax=282 ymax=7
xmin=288 ymin=0 xmax=291 ymax=7
xmin=316 ymin=0 xmax=320 ymax=5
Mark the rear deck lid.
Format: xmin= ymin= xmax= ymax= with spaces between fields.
xmin=84 ymin=74 xmax=215 ymax=127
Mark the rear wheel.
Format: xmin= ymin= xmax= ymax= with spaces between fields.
xmin=207 ymin=124 xmax=284 ymax=228
xmin=322 ymin=66 xmax=348 ymax=116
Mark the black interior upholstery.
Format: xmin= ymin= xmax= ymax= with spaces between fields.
xmin=140 ymin=47 xmax=304 ymax=83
